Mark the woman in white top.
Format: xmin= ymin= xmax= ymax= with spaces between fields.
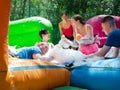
xmin=71 ymin=15 xmax=98 ymax=55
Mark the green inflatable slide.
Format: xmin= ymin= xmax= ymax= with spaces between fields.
xmin=8 ymin=17 xmax=53 ymax=48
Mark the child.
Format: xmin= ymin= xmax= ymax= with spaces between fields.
xmin=35 ymin=29 xmax=54 ymax=49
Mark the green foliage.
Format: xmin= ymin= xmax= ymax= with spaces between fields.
xmin=10 ymin=0 xmax=120 ymax=22
xmin=9 ymin=17 xmax=53 ymax=48
xmin=10 ymin=0 xmax=120 ymax=44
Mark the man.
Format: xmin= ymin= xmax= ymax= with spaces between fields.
xmin=91 ymin=15 xmax=120 ymax=59
xmin=15 ymin=42 xmax=49 ymax=59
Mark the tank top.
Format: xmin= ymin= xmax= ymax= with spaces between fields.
xmin=61 ymin=25 xmax=73 ymax=38
xmin=76 ymin=24 xmax=94 ymax=45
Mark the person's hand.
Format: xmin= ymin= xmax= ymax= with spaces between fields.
xmin=35 ymin=42 xmax=41 ymax=47
xmin=86 ymin=54 xmax=96 ymax=59
xmin=86 ymin=54 xmax=105 ymax=66
xmin=86 ymin=54 xmax=105 ymax=61
xmin=76 ymin=34 xmax=82 ymax=41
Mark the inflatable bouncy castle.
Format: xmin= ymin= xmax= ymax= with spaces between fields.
xmin=70 ymin=15 xmax=120 ymax=90
xmin=70 ymin=58 xmax=120 ymax=90
xmin=0 ymin=1 xmax=70 ymax=90
xmin=1 ymin=1 xmax=120 ymax=90
xmin=87 ymin=15 xmax=120 ymax=47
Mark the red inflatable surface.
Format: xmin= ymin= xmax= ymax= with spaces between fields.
xmin=87 ymin=15 xmax=120 ymax=47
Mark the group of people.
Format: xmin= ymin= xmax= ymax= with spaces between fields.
xmin=9 ymin=29 xmax=51 ymax=59
xmin=59 ymin=12 xmax=120 ymax=59
xmin=9 ymin=13 xmax=120 ymax=63
xmin=59 ymin=12 xmax=98 ymax=54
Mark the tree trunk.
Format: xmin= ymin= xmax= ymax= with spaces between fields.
xmin=21 ymin=0 xmax=27 ymax=18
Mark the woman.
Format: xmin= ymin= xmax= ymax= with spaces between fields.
xmin=59 ymin=12 xmax=74 ymax=41
xmin=71 ymin=15 xmax=98 ymax=55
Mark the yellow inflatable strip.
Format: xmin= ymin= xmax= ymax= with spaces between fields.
xmin=6 ymin=59 xmax=70 ymax=90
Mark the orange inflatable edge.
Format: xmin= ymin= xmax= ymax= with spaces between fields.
xmin=0 ymin=0 xmax=11 ymax=71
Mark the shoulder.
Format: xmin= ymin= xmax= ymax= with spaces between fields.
xmin=86 ymin=24 xmax=93 ymax=31
xmin=113 ymin=28 xmax=120 ymax=32
xmin=86 ymin=24 xmax=92 ymax=28
xmin=59 ymin=21 xmax=62 ymax=26
xmin=31 ymin=46 xmax=42 ymax=54
xmin=68 ymin=19 xmax=72 ymax=24
xmin=107 ymin=29 xmax=120 ymax=38
xmin=30 ymin=46 xmax=40 ymax=51
xmin=110 ymin=29 xmax=120 ymax=34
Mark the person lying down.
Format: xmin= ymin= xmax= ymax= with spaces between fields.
xmin=8 ymin=43 xmax=104 ymax=67
xmin=39 ymin=44 xmax=89 ymax=67
xmin=8 ymin=42 xmax=49 ymax=59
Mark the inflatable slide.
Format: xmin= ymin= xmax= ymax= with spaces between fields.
xmin=8 ymin=16 xmax=53 ymax=48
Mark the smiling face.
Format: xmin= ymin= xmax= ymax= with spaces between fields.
xmin=42 ymin=33 xmax=50 ymax=42
xmin=38 ymin=42 xmax=49 ymax=55
xmin=61 ymin=14 xmax=68 ymax=20
xmin=71 ymin=18 xmax=76 ymax=24
xmin=71 ymin=18 xmax=79 ymax=27
xmin=101 ymin=16 xmax=116 ymax=35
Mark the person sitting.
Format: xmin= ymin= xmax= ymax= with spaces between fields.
xmin=59 ymin=12 xmax=74 ymax=41
xmin=71 ymin=14 xmax=98 ymax=55
xmin=39 ymin=29 xmax=50 ymax=42
xmin=88 ymin=15 xmax=120 ymax=59
xmin=10 ymin=42 xmax=49 ymax=59
xmin=35 ymin=29 xmax=54 ymax=49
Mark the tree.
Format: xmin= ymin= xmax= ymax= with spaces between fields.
xmin=10 ymin=0 xmax=120 ymax=44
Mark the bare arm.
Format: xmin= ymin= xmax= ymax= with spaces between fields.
xmin=96 ymin=45 xmax=111 ymax=57
xmin=32 ymin=53 xmax=42 ymax=59
xmin=109 ymin=47 xmax=119 ymax=58
xmin=58 ymin=22 xmax=63 ymax=38
xmin=71 ymin=21 xmax=78 ymax=40
xmin=80 ymin=25 xmax=94 ymax=45
xmin=86 ymin=45 xmax=111 ymax=60
xmin=32 ymin=53 xmax=54 ymax=61
xmin=87 ymin=25 xmax=94 ymax=40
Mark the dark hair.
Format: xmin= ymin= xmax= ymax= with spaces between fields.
xmin=60 ymin=12 xmax=67 ymax=16
xmin=101 ymin=15 xmax=116 ymax=27
xmin=39 ymin=29 xmax=49 ymax=38
xmin=72 ymin=15 xmax=85 ymax=25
